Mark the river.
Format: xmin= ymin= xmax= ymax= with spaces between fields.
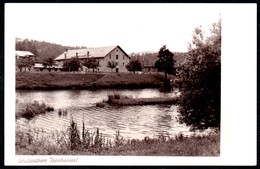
xmin=16 ymin=88 xmax=192 ymax=140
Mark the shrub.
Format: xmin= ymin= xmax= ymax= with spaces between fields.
xmin=16 ymin=101 xmax=54 ymax=119
xmin=46 ymin=105 xmax=54 ymax=112
xmin=177 ymin=20 xmax=221 ymax=131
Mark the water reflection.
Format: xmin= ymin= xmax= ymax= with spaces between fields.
xmin=16 ymin=89 xmax=190 ymax=139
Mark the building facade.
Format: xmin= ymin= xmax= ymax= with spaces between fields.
xmin=55 ymin=46 xmax=131 ymax=73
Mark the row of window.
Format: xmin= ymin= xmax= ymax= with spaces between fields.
xmin=109 ymin=54 xmax=125 ymax=60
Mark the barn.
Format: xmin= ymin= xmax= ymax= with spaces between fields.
xmin=15 ymin=50 xmax=34 ymax=60
xmin=55 ymin=46 xmax=131 ymax=73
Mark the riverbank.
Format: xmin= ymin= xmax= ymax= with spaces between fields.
xmin=16 ymin=72 xmax=168 ymax=90
xmin=109 ymin=97 xmax=178 ymax=106
xmin=16 ymin=123 xmax=220 ymax=156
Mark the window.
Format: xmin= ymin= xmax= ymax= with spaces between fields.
xmin=123 ymin=62 xmax=124 ymax=66
xmin=116 ymin=49 xmax=118 ymax=52
xmin=123 ymin=55 xmax=125 ymax=60
xmin=109 ymin=54 xmax=111 ymax=59
xmin=116 ymin=55 xmax=118 ymax=59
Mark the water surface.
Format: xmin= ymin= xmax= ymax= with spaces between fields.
xmin=16 ymin=89 xmax=191 ymax=139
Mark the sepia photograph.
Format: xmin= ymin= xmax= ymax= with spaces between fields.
xmin=4 ymin=3 xmax=256 ymax=166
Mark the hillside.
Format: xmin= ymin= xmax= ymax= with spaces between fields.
xmin=15 ymin=38 xmax=86 ymax=62
xmin=129 ymin=51 xmax=187 ymax=66
xmin=15 ymin=38 xmax=187 ymax=66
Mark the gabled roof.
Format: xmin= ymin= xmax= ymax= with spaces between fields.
xmin=55 ymin=45 xmax=130 ymax=61
xmin=16 ymin=51 xmax=34 ymax=57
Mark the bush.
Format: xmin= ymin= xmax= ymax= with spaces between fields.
xmin=16 ymin=101 xmax=54 ymax=119
xmin=177 ymin=20 xmax=221 ymax=131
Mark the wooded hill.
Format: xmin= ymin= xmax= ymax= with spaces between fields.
xmin=15 ymin=38 xmax=187 ymax=65
xmin=130 ymin=51 xmax=187 ymax=67
xmin=15 ymin=38 xmax=85 ymax=62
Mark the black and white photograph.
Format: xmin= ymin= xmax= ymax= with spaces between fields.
xmin=4 ymin=3 xmax=256 ymax=166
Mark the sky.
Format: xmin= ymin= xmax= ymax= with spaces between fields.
xmin=6 ymin=3 xmax=221 ymax=53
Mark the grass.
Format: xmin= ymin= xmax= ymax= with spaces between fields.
xmin=16 ymin=117 xmax=220 ymax=156
xmin=16 ymin=71 xmax=173 ymax=90
xmin=16 ymin=71 xmax=105 ymax=90
xmin=93 ymin=73 xmax=167 ymax=89
xmin=96 ymin=93 xmax=178 ymax=107
xmin=16 ymin=100 xmax=54 ymax=119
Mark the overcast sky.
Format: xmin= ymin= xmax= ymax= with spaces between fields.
xmin=7 ymin=3 xmax=221 ymax=53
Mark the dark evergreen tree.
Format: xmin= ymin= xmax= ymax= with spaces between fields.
xmin=154 ymin=45 xmax=176 ymax=80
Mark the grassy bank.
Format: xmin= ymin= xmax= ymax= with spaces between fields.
xmin=16 ymin=72 xmax=168 ymax=90
xmin=16 ymin=71 xmax=105 ymax=90
xmin=16 ymin=119 xmax=220 ymax=156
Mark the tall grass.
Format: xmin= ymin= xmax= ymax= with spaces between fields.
xmin=16 ymin=116 xmax=220 ymax=155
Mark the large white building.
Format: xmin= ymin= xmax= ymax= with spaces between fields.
xmin=55 ymin=45 xmax=131 ymax=73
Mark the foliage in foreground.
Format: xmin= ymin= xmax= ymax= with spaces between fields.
xmin=16 ymin=118 xmax=220 ymax=156
xmin=177 ymin=19 xmax=221 ymax=131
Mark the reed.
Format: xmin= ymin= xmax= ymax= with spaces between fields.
xmin=16 ymin=114 xmax=220 ymax=156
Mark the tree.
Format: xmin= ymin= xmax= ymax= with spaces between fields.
xmin=63 ymin=57 xmax=81 ymax=72
xmin=126 ymin=59 xmax=142 ymax=73
xmin=177 ymin=20 xmax=221 ymax=131
xmin=42 ymin=57 xmax=55 ymax=72
xmin=154 ymin=45 xmax=176 ymax=80
xmin=83 ymin=58 xmax=100 ymax=72
xmin=24 ymin=57 xmax=34 ymax=71
xmin=16 ymin=58 xmax=25 ymax=72
xmin=107 ymin=61 xmax=117 ymax=72
xmin=16 ymin=57 xmax=34 ymax=72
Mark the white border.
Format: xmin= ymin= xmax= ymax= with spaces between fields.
xmin=5 ymin=3 xmax=257 ymax=166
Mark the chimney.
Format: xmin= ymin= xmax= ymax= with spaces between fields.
xmin=64 ymin=49 xmax=68 ymax=59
